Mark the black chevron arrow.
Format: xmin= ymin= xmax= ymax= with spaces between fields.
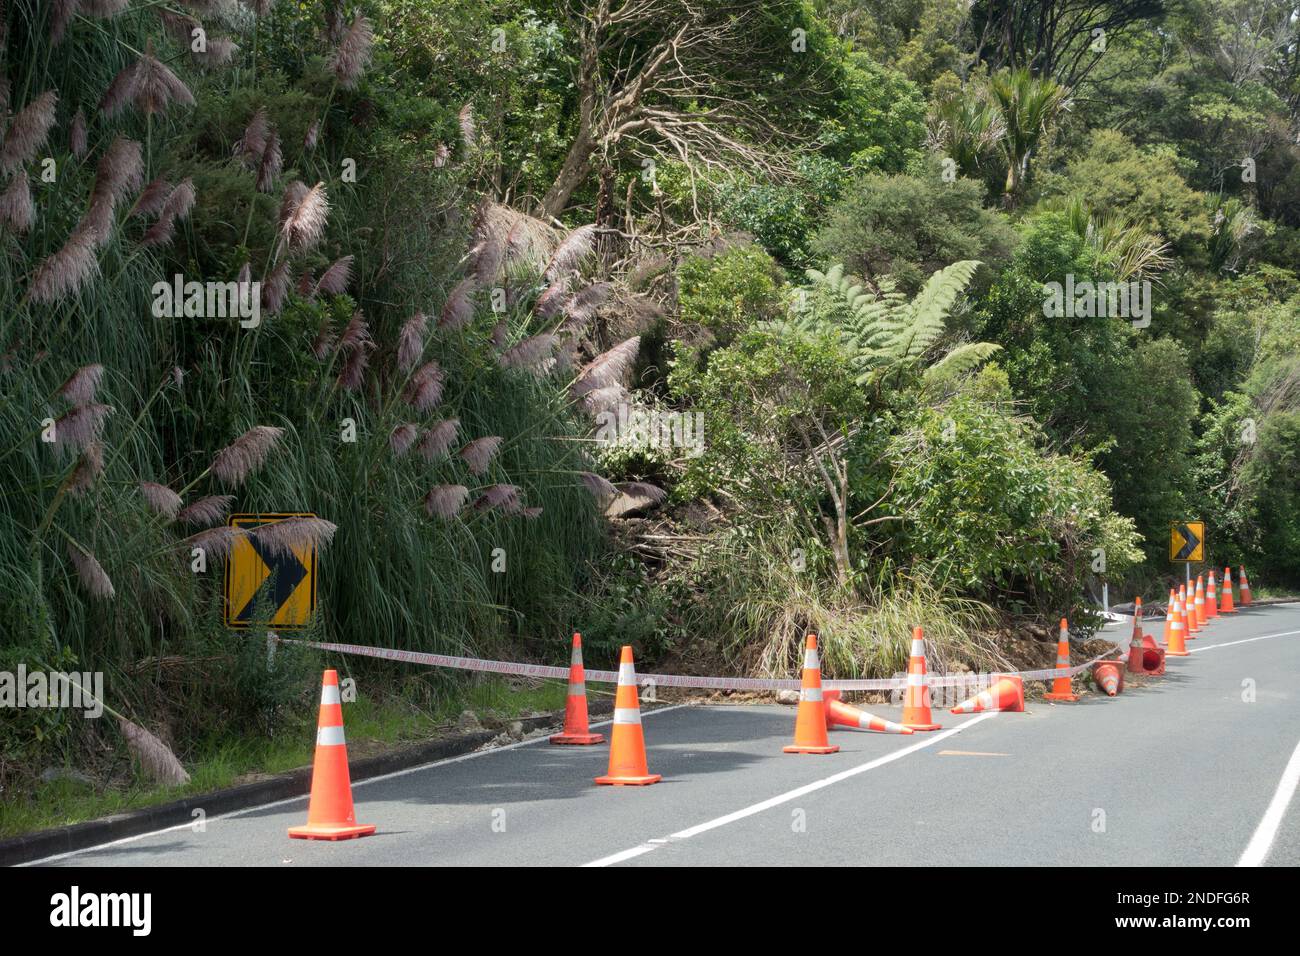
xmin=1174 ymin=523 xmax=1201 ymax=561
xmin=233 ymin=529 xmax=309 ymax=623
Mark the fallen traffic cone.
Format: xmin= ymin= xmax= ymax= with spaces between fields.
xmin=784 ymin=635 xmax=840 ymax=754
xmin=1220 ymin=568 xmax=1237 ymax=613
xmin=595 ymin=646 xmax=660 ymax=785
xmin=1194 ymin=576 xmax=1207 ymax=627
xmin=1165 ymin=591 xmax=1190 ymax=657
xmin=824 ymin=689 xmax=913 ymax=734
xmin=900 ymin=626 xmax=942 ymax=730
xmin=550 ymin=633 xmax=605 ymax=746
xmin=950 ymin=675 xmax=1024 ymax=714
xmin=1239 ymin=567 xmax=1252 ymax=605
xmin=1044 ymin=619 xmax=1078 ymax=702
xmin=288 ymin=669 xmax=376 ymax=841
xmin=1206 ymin=571 xmax=1219 ymax=619
xmin=1092 ymin=661 xmax=1124 ymax=696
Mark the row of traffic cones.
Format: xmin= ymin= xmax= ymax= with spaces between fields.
xmin=287 ymin=568 xmax=1259 ymax=837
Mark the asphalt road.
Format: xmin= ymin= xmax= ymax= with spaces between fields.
xmin=31 ymin=602 xmax=1300 ymax=867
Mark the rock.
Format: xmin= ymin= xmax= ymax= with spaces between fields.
xmin=456 ymin=710 xmax=483 ymax=733
xmin=776 ymin=689 xmax=800 ymax=705
xmin=507 ymin=721 xmax=524 ymax=739
xmin=41 ymin=767 xmax=96 ymax=788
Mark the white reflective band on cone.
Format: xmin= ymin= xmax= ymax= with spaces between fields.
xmin=618 ymin=663 xmax=635 ymax=684
xmin=803 ymin=649 xmax=819 ymax=669
xmin=907 ymin=673 xmax=925 ymax=686
xmin=801 ymin=687 xmax=823 ymax=702
xmin=613 ymin=707 xmax=641 ymax=725
xmin=317 ymin=725 xmax=346 ymax=746
xmin=568 ymin=681 xmax=586 ymax=696
xmin=571 ymin=646 xmax=582 ymax=665
xmin=910 ymin=639 xmax=925 ymax=657
xmin=321 ymin=684 xmax=341 ymax=705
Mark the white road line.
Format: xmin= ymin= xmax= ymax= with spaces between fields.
xmin=22 ymin=703 xmax=690 ymax=866
xmin=1189 ymin=629 xmax=1300 ymax=653
xmin=1237 ymin=733 xmax=1300 ymax=867
xmin=582 ymin=711 xmax=999 ymax=867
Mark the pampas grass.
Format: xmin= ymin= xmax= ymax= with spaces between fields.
xmin=459 ymin=436 xmax=502 ymax=475
xmin=236 ymin=108 xmax=270 ymax=167
xmin=133 ymin=177 xmax=171 ymax=217
xmin=315 ymin=255 xmax=353 ymax=295
xmin=140 ymin=481 xmax=183 ymax=518
xmin=578 ymin=471 xmax=617 ymax=499
xmin=424 ymin=484 xmax=469 ymax=518
xmin=278 ymin=181 xmax=328 ymax=252
xmin=403 ymin=361 xmax=444 ymax=411
xmin=141 ymin=178 xmax=196 ymax=247
xmin=328 ymin=15 xmax=373 ymax=89
xmin=251 ymin=516 xmax=337 ymax=558
xmin=100 ymin=42 xmax=196 ymax=118
xmin=397 ymin=313 xmax=428 ymax=370
xmin=0 ymin=174 xmax=35 ymax=232
xmin=57 ymin=364 xmax=105 ymax=403
xmin=459 ymin=103 xmax=476 ymax=148
xmin=68 ymin=542 xmax=116 ymax=598
xmin=68 ymin=442 xmax=105 ymax=495
xmin=210 ymin=424 xmax=284 ymax=485
xmin=439 ymin=277 xmax=475 ymax=330
xmin=176 ymin=494 xmax=234 ymax=527
xmin=70 ymin=108 xmax=89 ymax=159
xmin=574 ymin=336 xmax=640 ymax=396
xmin=255 ymin=131 xmax=282 ymax=193
xmin=389 ymin=423 xmax=419 ymax=456
xmin=544 ymin=223 xmax=596 ymax=281
xmin=262 ymin=261 xmax=291 ymax=315
xmin=499 ymin=333 xmax=557 ymax=370
xmin=472 ymin=483 xmax=519 ymax=511
xmin=182 ymin=525 xmax=246 ymax=560
xmin=29 ymin=223 xmax=101 ymax=303
xmin=0 ymin=90 xmax=58 ymax=173
xmin=118 ymin=717 xmax=190 ymax=786
xmin=417 ymin=418 xmax=459 ymax=461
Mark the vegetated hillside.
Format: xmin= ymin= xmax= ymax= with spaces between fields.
xmin=1 ymin=1 xmax=1298 ymax=802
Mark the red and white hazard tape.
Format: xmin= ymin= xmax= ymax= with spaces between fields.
xmin=272 ymin=636 xmax=1121 ymax=692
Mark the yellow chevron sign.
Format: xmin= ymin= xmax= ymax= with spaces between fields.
xmin=224 ymin=513 xmax=319 ymax=629
xmin=1169 ymin=521 xmax=1205 ymax=563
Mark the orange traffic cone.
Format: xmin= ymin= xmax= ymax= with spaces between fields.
xmin=1092 ymin=661 xmax=1123 ymax=697
xmin=1239 ymin=567 xmax=1252 ymax=605
xmin=1126 ymin=599 xmax=1148 ymax=672
xmin=1205 ymin=571 xmax=1219 ymax=618
xmin=784 ymin=635 xmax=840 ymax=754
xmin=1185 ymin=584 xmax=1200 ymax=634
xmin=594 ymin=646 xmax=660 ymax=785
xmin=1170 ymin=587 xmax=1180 ymax=647
xmin=823 ymin=689 xmax=913 ymax=734
xmin=1194 ymin=576 xmax=1207 ymax=627
xmin=950 ymin=675 xmax=1024 ymax=714
xmin=1044 ymin=619 xmax=1078 ymax=702
xmin=1165 ymin=591 xmax=1190 ymax=657
xmin=900 ymin=627 xmax=942 ymax=731
xmin=288 ymin=670 xmax=376 ymax=840
xmin=550 ymin=633 xmax=604 ymax=746
xmin=1220 ymin=568 xmax=1237 ymax=612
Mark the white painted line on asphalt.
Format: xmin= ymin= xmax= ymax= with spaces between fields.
xmin=582 ymin=711 xmax=999 ymax=867
xmin=1237 ymin=733 xmax=1300 ymax=867
xmin=23 ymin=703 xmax=691 ymax=866
xmin=1189 ymin=629 xmax=1300 ymax=653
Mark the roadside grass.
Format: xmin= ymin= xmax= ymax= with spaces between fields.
xmin=0 ymin=676 xmax=569 ymax=840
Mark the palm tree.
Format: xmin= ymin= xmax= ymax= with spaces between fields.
xmin=985 ymin=68 xmax=1070 ymax=205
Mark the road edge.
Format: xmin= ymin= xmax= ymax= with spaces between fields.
xmin=1 ymin=702 xmax=611 ymax=867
